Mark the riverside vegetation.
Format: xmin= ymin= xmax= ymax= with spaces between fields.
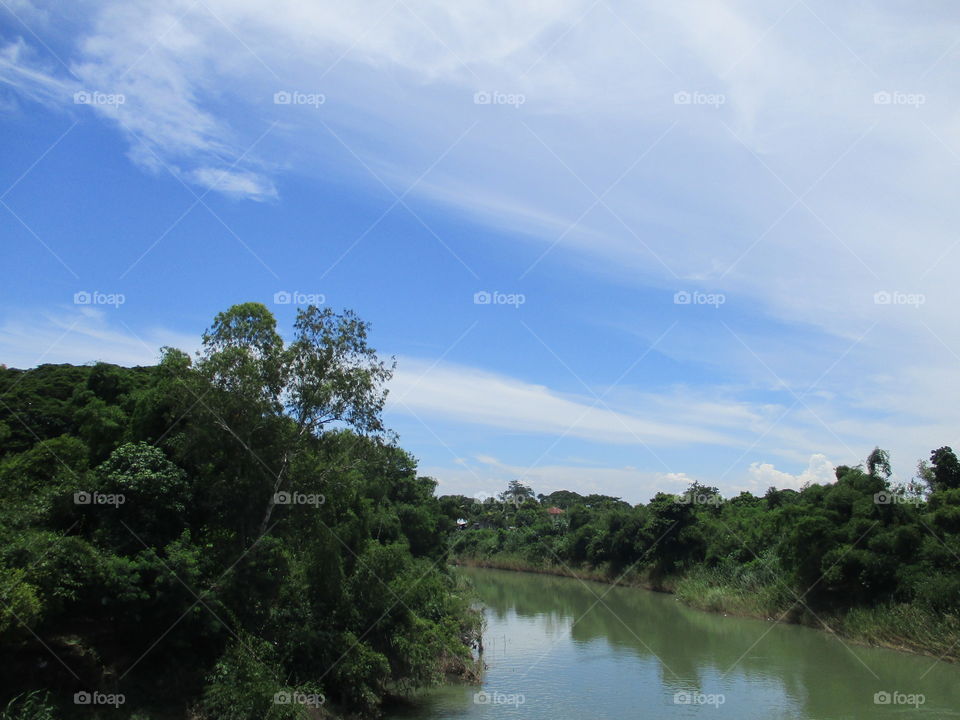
xmin=0 ymin=303 xmax=481 ymax=719
xmin=443 ymin=463 xmax=960 ymax=661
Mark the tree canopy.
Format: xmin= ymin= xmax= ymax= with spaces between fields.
xmin=0 ymin=303 xmax=479 ymax=719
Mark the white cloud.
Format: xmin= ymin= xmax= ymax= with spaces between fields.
xmin=187 ymin=167 xmax=277 ymax=201
xmin=388 ymin=357 xmax=737 ymax=447
xmin=0 ymin=38 xmax=71 ymax=107
xmin=2 ymin=0 xmax=959 ymax=492
xmin=0 ymin=3 xmax=275 ymax=199
xmin=745 ymin=453 xmax=836 ymax=492
xmin=4 ymin=2 xmax=960 ymax=334
xmin=0 ymin=308 xmax=198 ymax=368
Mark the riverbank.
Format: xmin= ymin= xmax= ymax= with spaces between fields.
xmin=452 ymin=555 xmax=959 ymax=663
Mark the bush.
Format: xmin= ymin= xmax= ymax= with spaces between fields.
xmin=200 ymin=635 xmax=312 ymax=720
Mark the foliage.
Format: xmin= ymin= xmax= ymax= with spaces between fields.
xmin=0 ymin=304 xmax=478 ymax=718
xmin=447 ymin=454 xmax=960 ymax=643
xmin=0 ymin=691 xmax=56 ymax=720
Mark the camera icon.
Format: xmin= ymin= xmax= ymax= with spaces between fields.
xmin=473 ymin=491 xmax=492 ymax=503
xmin=274 ymin=492 xmax=292 ymax=505
xmin=74 ymin=492 xmax=92 ymax=505
xmin=73 ymin=91 xmax=92 ymax=105
xmin=673 ymin=290 xmax=691 ymax=305
xmin=473 ymin=91 xmax=491 ymax=105
xmin=274 ymin=91 xmax=292 ymax=105
xmin=473 ymin=691 xmax=491 ymax=705
xmin=873 ymin=91 xmax=892 ymax=105
xmin=273 ymin=290 xmax=292 ymax=305
xmin=874 ymin=691 xmax=891 ymax=704
xmin=873 ymin=291 xmax=891 ymax=305
xmin=673 ymin=91 xmax=692 ymax=105
xmin=674 ymin=691 xmax=692 ymax=704
xmin=473 ymin=291 xmax=492 ymax=305
xmin=74 ymin=291 xmax=92 ymax=305
xmin=74 ymin=691 xmax=92 ymax=705
xmin=874 ymin=492 xmax=892 ymax=505
xmin=274 ymin=691 xmax=291 ymax=704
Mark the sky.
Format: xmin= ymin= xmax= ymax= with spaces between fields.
xmin=1 ymin=0 xmax=958 ymax=504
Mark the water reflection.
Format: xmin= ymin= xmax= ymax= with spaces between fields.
xmin=387 ymin=567 xmax=960 ymax=719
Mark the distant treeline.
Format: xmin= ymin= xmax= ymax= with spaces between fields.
xmin=442 ymin=457 xmax=960 ymax=657
xmin=0 ymin=303 xmax=480 ymax=719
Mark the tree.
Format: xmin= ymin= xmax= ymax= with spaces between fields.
xmin=499 ymin=480 xmax=534 ymax=506
xmin=866 ymin=447 xmax=891 ymax=480
xmin=287 ymin=306 xmax=395 ymax=436
xmin=929 ymin=447 xmax=960 ymax=492
xmin=93 ymin=441 xmax=189 ymax=550
xmin=0 ymin=305 xmax=480 ymax=717
xmin=193 ymin=303 xmax=396 ymax=537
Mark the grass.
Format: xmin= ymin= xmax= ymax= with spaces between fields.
xmin=835 ymin=603 xmax=960 ymax=661
xmin=672 ymin=563 xmax=793 ymax=619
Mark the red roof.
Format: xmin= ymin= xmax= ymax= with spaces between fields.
xmin=546 ymin=507 xmax=565 ymax=515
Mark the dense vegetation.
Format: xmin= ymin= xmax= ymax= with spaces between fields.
xmin=0 ymin=303 xmax=480 ymax=719
xmin=445 ymin=459 xmax=960 ymax=659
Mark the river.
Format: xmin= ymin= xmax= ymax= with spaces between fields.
xmin=386 ymin=567 xmax=960 ymax=719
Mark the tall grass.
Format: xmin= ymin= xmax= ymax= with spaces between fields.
xmin=837 ymin=604 xmax=960 ymax=660
xmin=672 ymin=557 xmax=792 ymax=618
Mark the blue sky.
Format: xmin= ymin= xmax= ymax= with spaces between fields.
xmin=2 ymin=0 xmax=958 ymax=503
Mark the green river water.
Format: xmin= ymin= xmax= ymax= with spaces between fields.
xmin=386 ymin=567 xmax=960 ymax=719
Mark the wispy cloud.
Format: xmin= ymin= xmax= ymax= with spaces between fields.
xmin=2 ymin=0 xmax=958 ymax=494
xmin=187 ymin=167 xmax=276 ymax=201
xmin=388 ymin=357 xmax=738 ymax=447
xmin=0 ymin=307 xmax=198 ymax=368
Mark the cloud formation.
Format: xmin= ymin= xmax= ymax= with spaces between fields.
xmin=2 ymin=0 xmax=958 ymax=495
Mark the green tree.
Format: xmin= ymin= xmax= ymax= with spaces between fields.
xmin=500 ymin=480 xmax=534 ymax=506
xmin=929 ymin=446 xmax=960 ymax=491
xmin=866 ymin=447 xmax=892 ymax=480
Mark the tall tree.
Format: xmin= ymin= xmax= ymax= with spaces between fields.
xmin=866 ymin=447 xmax=892 ymax=480
xmin=930 ymin=446 xmax=960 ymax=492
